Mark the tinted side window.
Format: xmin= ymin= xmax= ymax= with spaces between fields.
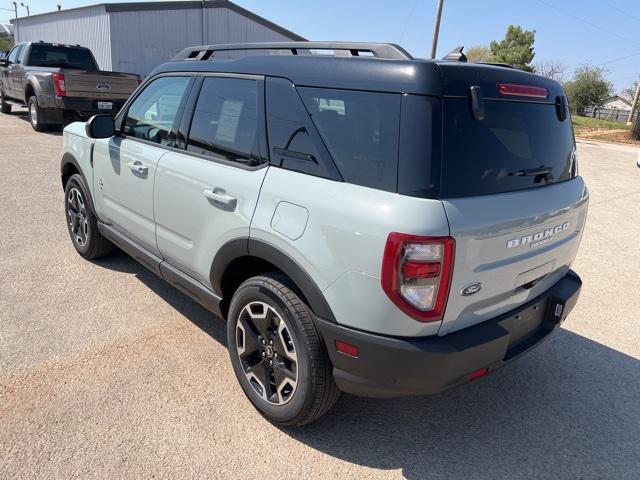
xmin=299 ymin=87 xmax=400 ymax=192
xmin=7 ymin=46 xmax=19 ymax=63
xmin=17 ymin=45 xmax=27 ymax=64
xmin=187 ymin=77 xmax=259 ymax=165
xmin=124 ymin=76 xmax=189 ymax=145
xmin=266 ymin=77 xmax=338 ymax=179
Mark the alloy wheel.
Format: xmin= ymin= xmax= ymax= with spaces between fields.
xmin=67 ymin=187 xmax=89 ymax=247
xmin=235 ymin=301 xmax=298 ymax=405
xmin=29 ymin=101 xmax=38 ymax=126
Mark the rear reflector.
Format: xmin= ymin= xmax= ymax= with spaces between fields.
xmin=469 ymin=367 xmax=488 ymax=381
xmin=497 ymin=83 xmax=548 ymax=99
xmin=335 ymin=340 xmax=359 ymax=358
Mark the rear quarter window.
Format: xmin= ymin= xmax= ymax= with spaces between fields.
xmin=299 ymin=87 xmax=400 ymax=192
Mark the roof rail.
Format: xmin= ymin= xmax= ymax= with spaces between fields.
xmin=172 ymin=42 xmax=413 ymax=62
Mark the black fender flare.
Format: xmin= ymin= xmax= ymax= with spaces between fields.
xmin=210 ymin=238 xmax=337 ymax=323
xmin=60 ymin=152 xmax=84 ymax=188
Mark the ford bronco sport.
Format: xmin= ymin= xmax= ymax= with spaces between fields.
xmin=60 ymin=42 xmax=587 ymax=426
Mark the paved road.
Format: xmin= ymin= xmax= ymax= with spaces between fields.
xmin=1 ymin=110 xmax=639 ymax=479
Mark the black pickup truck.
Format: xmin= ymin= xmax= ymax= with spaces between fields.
xmin=0 ymin=41 xmax=140 ymax=131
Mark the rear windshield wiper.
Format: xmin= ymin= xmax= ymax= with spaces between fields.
xmin=509 ymin=166 xmax=554 ymax=183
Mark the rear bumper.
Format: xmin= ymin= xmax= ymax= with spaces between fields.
xmin=54 ymin=97 xmax=126 ymax=116
xmin=317 ymin=270 xmax=582 ymax=398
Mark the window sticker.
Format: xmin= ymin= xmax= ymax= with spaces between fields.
xmin=215 ymin=100 xmax=244 ymax=143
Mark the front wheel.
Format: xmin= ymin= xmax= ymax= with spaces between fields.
xmin=64 ymin=173 xmax=113 ymax=259
xmin=227 ymin=274 xmax=340 ymax=427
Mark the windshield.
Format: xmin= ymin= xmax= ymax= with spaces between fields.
xmin=27 ymin=44 xmax=98 ymax=70
xmin=440 ymin=98 xmax=577 ymax=197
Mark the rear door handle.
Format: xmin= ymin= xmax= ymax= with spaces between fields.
xmin=204 ymin=188 xmax=237 ymax=209
xmin=127 ymin=161 xmax=148 ymax=175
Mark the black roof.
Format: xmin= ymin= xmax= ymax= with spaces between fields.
xmin=151 ymin=44 xmax=565 ymax=100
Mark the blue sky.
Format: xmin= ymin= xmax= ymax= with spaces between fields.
xmin=2 ymin=0 xmax=638 ymax=93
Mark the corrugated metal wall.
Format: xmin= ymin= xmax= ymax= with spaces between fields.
xmin=109 ymin=7 xmax=295 ymax=77
xmin=13 ymin=5 xmax=298 ymax=77
xmin=12 ymin=6 xmax=112 ymax=71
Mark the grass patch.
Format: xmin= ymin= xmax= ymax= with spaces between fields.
xmin=572 ymin=115 xmax=639 ymax=145
xmin=572 ymin=115 xmax=631 ymax=131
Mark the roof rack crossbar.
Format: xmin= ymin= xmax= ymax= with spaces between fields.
xmin=172 ymin=42 xmax=413 ymax=61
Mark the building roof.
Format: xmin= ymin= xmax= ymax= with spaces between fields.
xmin=11 ymin=1 xmax=305 ymax=42
xmin=0 ymin=22 xmax=13 ymax=38
xmin=604 ymin=95 xmax=632 ymax=107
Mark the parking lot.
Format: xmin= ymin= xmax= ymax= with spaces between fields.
xmin=0 ymin=108 xmax=639 ymax=479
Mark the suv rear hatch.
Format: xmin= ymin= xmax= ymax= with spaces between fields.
xmin=434 ymin=63 xmax=588 ymax=335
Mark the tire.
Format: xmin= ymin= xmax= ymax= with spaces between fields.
xmin=27 ymin=96 xmax=49 ymax=132
xmin=0 ymin=89 xmax=11 ymax=114
xmin=227 ymin=273 xmax=340 ymax=427
xmin=64 ymin=173 xmax=114 ymax=259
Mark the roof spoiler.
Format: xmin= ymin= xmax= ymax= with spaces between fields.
xmin=442 ymin=46 xmax=467 ymax=62
xmin=173 ymin=42 xmax=414 ymax=62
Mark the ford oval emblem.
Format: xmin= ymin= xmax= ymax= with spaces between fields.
xmin=96 ymin=83 xmax=112 ymax=91
xmin=460 ymin=282 xmax=482 ymax=296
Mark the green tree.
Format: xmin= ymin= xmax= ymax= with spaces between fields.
xmin=564 ymin=65 xmax=613 ymax=116
xmin=466 ymin=45 xmax=494 ymax=63
xmin=0 ymin=38 xmax=14 ymax=52
xmin=623 ymin=79 xmax=638 ymax=101
xmin=490 ymin=25 xmax=536 ymax=72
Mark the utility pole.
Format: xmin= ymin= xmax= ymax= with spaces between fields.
xmin=627 ymin=80 xmax=640 ymax=126
xmin=20 ymin=3 xmax=29 ymax=16
xmin=12 ymin=1 xmax=18 ymax=43
xmin=430 ymin=0 xmax=445 ymax=59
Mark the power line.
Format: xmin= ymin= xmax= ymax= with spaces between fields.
xmin=599 ymin=51 xmax=640 ymax=66
xmin=599 ymin=0 xmax=640 ymax=24
xmin=399 ymin=0 xmax=419 ymax=44
xmin=535 ymin=0 xmax=640 ymax=46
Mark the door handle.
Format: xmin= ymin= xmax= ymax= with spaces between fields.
xmin=127 ymin=161 xmax=148 ymax=175
xmin=204 ymin=188 xmax=237 ymax=209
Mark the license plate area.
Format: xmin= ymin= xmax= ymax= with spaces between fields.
xmin=499 ymin=298 xmax=548 ymax=360
xmin=97 ymin=101 xmax=113 ymax=110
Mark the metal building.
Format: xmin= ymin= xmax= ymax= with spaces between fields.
xmin=10 ymin=1 xmax=305 ymax=76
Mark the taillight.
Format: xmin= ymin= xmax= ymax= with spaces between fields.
xmin=52 ymin=73 xmax=66 ymax=97
xmin=497 ymin=83 xmax=548 ymax=99
xmin=137 ymin=77 xmax=143 ymax=86
xmin=381 ymin=233 xmax=455 ymax=322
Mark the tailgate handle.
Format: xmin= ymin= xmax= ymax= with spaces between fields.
xmin=469 ymin=86 xmax=485 ymax=121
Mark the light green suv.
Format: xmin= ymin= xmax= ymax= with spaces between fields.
xmin=60 ymin=42 xmax=587 ymax=426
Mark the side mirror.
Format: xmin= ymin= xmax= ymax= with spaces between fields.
xmin=0 ymin=60 xmax=9 ymax=67
xmin=85 ymin=114 xmax=115 ymax=139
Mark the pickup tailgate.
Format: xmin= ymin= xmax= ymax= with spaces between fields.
xmin=435 ymin=64 xmax=588 ymax=335
xmin=63 ymin=70 xmax=138 ymax=100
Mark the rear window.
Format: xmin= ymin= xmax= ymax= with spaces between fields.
xmin=299 ymin=87 xmax=400 ymax=192
xmin=27 ymin=45 xmax=98 ymax=70
xmin=441 ymin=99 xmax=576 ymax=197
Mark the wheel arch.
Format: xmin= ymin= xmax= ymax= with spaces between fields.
xmin=211 ymin=238 xmax=337 ymax=323
xmin=24 ymin=81 xmax=36 ymax=100
xmin=60 ymin=152 xmax=84 ymax=189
